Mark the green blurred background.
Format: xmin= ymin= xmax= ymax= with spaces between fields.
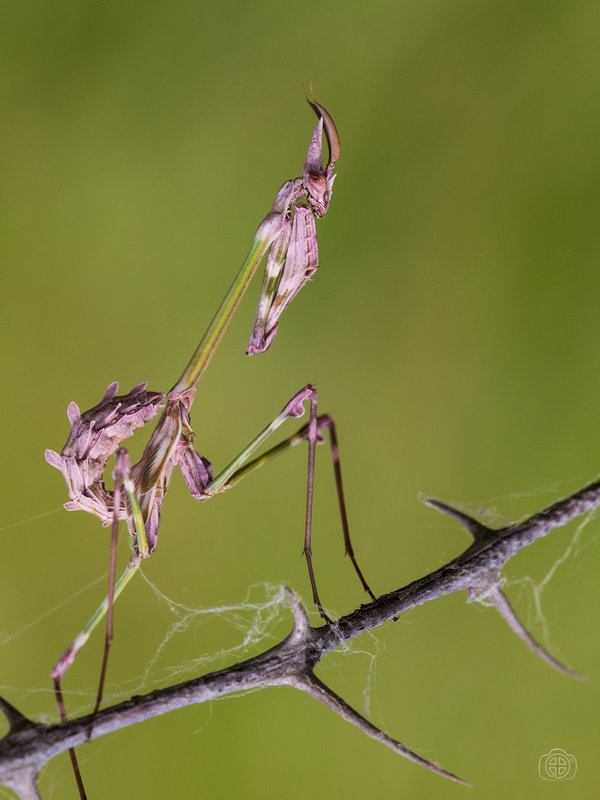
xmin=1 ymin=0 xmax=599 ymax=797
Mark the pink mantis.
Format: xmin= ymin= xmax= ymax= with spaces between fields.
xmin=45 ymin=92 xmax=375 ymax=799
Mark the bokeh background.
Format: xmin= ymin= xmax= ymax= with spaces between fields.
xmin=1 ymin=1 xmax=599 ymax=798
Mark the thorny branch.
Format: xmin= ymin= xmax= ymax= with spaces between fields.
xmin=1 ymin=476 xmax=595 ymax=797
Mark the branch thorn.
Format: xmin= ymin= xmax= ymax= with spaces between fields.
xmin=0 ymin=697 xmax=35 ymax=735
xmin=469 ymin=572 xmax=586 ymax=680
xmin=299 ymin=674 xmax=470 ymax=786
xmin=284 ymin=586 xmax=313 ymax=644
xmin=421 ymin=496 xmax=492 ymax=541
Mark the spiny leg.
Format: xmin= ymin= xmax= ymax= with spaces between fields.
xmin=52 ymin=677 xmax=87 ymax=800
xmin=90 ymin=449 xmax=150 ymax=725
xmin=209 ymin=413 xmax=375 ymax=601
xmin=51 ymin=552 xmax=144 ymax=704
xmin=51 ymin=450 xmax=148 ymax=798
xmin=203 ymin=385 xmax=328 ymax=615
xmin=301 ymin=386 xmax=326 ymax=618
xmin=48 ymin=453 xmax=129 ymax=800
xmin=203 ymin=385 xmax=317 ymax=496
xmin=63 ymin=454 xmax=124 ymax=797
xmin=204 ymin=389 xmax=375 ymax=616
xmin=318 ymin=414 xmax=375 ymax=601
xmin=88 ymin=457 xmax=123 ymax=729
xmin=52 ymin=557 xmax=144 ymax=800
xmin=49 ymin=489 xmax=125 ymax=800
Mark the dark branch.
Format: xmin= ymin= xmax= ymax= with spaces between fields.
xmin=2 ymin=478 xmax=597 ymax=797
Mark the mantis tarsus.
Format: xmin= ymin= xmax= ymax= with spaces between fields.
xmin=45 ymin=92 xmax=375 ymax=799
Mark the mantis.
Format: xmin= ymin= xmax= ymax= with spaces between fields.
xmin=45 ymin=92 xmax=375 ymax=798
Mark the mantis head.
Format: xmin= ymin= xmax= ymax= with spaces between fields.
xmin=247 ymin=93 xmax=340 ymax=355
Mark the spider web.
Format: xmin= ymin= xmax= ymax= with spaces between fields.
xmin=455 ymin=481 xmax=597 ymax=664
xmin=0 ymin=508 xmax=383 ymax=724
xmin=0 ymin=478 xmax=593 ymax=734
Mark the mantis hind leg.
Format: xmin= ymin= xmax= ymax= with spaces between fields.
xmin=51 ymin=449 xmax=147 ymax=800
xmin=203 ymin=386 xmax=375 ymax=617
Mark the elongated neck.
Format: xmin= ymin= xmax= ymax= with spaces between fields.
xmin=170 ymin=234 xmax=270 ymax=400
